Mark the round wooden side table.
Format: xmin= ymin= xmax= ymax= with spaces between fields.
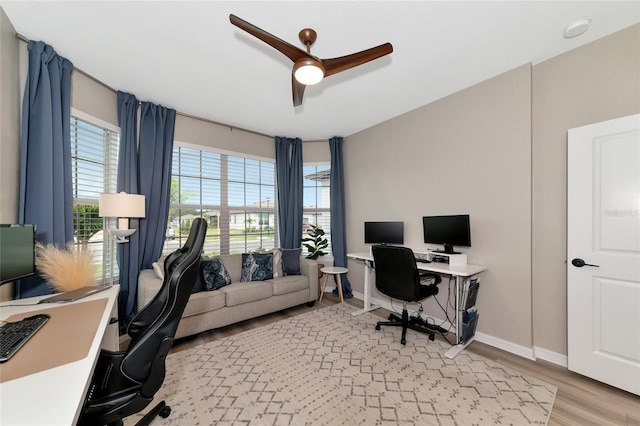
xmin=319 ymin=266 xmax=348 ymax=304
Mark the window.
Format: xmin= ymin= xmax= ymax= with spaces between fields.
xmin=167 ymin=145 xmax=276 ymax=256
xmin=303 ymin=164 xmax=331 ymax=256
xmin=70 ymin=111 xmax=119 ymax=284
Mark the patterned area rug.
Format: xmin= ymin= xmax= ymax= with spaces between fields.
xmin=128 ymin=304 xmax=556 ymax=425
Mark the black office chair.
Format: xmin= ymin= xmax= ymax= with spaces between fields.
xmin=78 ymin=218 xmax=207 ymax=426
xmin=372 ymin=245 xmax=442 ymax=345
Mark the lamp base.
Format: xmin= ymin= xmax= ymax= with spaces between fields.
xmin=108 ymin=228 xmax=136 ymax=243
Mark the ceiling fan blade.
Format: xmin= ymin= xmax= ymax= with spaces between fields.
xmin=229 ymin=14 xmax=309 ymax=63
xmin=322 ymin=43 xmax=393 ymax=78
xmin=292 ymin=75 xmax=306 ymax=107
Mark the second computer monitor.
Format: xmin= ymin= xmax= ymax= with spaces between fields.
xmin=422 ymin=214 xmax=471 ymax=254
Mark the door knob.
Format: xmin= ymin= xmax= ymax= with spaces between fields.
xmin=571 ymin=258 xmax=599 ymax=268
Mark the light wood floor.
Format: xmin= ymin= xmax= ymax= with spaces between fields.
xmin=170 ymin=295 xmax=640 ymax=426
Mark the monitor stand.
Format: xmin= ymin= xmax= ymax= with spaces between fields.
xmin=435 ymin=244 xmax=460 ymax=254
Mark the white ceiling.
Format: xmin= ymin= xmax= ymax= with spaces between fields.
xmin=2 ymin=1 xmax=639 ymax=140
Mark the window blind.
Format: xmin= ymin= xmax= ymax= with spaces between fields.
xmin=70 ymin=114 xmax=119 ymax=284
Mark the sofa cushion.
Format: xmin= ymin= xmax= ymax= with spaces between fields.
xmin=281 ymin=248 xmax=302 ymax=275
xmin=220 ymin=254 xmax=242 ymax=283
xmin=201 ymin=257 xmax=231 ymax=290
xmin=241 ymin=252 xmax=273 ymax=282
xmin=223 ymin=281 xmax=273 ymax=307
xmin=137 ymin=269 xmax=162 ymax=310
xmin=271 ymin=275 xmax=309 ymax=296
xmin=182 ymin=289 xmax=226 ymax=318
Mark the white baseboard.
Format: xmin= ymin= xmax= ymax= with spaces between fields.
xmin=346 ymin=292 xmax=567 ymax=365
xmin=474 ymin=332 xmax=536 ymax=360
xmin=533 ymin=346 xmax=568 ymax=367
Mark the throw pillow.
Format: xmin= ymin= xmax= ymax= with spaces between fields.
xmin=272 ymin=248 xmax=284 ymax=278
xmin=200 ymin=257 xmax=231 ymax=291
xmin=241 ymin=252 xmax=274 ymax=282
xmin=151 ymin=254 xmax=168 ymax=280
xmin=152 ymin=262 xmax=164 ymax=280
xmin=281 ymin=248 xmax=302 ymax=276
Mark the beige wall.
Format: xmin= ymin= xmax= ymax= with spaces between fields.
xmin=0 ymin=8 xmax=20 ymax=223
xmin=174 ymin=115 xmax=273 ymax=159
xmin=0 ymin=8 xmax=20 ymax=300
xmin=344 ymin=24 xmax=639 ymax=359
xmin=71 ymin=73 xmax=118 ymax=127
xmin=531 ymin=24 xmax=640 ymax=356
xmin=345 ymin=64 xmax=533 ymax=349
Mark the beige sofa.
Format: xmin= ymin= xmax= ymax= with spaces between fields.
xmin=137 ymin=253 xmax=318 ymax=339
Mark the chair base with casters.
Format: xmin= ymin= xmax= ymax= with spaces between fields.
xmin=78 ymin=341 xmax=174 ymax=426
xmin=375 ymin=301 xmax=437 ymax=345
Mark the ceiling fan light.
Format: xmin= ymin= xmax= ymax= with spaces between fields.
xmin=293 ymin=59 xmax=325 ymax=85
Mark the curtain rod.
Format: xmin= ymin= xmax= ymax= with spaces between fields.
xmin=15 ymin=32 xmax=276 ymax=140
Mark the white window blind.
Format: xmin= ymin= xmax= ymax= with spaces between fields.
xmin=303 ymin=164 xmax=331 ymax=255
xmin=70 ymin=113 xmax=119 ymax=284
xmin=167 ymin=145 xmax=276 ymax=256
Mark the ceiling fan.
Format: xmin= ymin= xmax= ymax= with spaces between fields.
xmin=229 ymin=14 xmax=393 ymax=107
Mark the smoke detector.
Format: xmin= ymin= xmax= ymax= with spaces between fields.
xmin=564 ymin=18 xmax=591 ymax=38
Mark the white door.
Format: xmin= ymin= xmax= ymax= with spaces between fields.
xmin=567 ymin=113 xmax=640 ymax=396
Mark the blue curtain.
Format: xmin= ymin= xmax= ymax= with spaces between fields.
xmin=329 ymin=137 xmax=353 ymax=298
xmin=116 ymin=92 xmax=176 ymax=332
xmin=275 ymin=137 xmax=303 ymax=249
xmin=137 ymin=101 xmax=176 ymax=270
xmin=116 ymin=91 xmax=141 ymax=332
xmin=18 ymin=41 xmax=73 ymax=298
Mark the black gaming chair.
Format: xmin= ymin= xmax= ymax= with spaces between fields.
xmin=78 ymin=218 xmax=207 ymax=426
xmin=372 ymin=245 xmax=441 ymax=345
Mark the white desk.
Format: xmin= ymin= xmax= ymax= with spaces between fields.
xmin=347 ymin=252 xmax=486 ymax=358
xmin=0 ymin=285 xmax=119 ymax=426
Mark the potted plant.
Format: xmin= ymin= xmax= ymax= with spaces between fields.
xmin=302 ymin=224 xmax=328 ymax=260
xmin=302 ymin=224 xmax=329 ymax=282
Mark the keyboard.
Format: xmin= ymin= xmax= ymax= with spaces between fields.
xmin=0 ymin=313 xmax=50 ymax=362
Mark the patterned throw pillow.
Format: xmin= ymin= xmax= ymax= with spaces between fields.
xmin=281 ymin=248 xmax=302 ymax=276
xmin=200 ymin=257 xmax=232 ymax=291
xmin=241 ymin=253 xmax=274 ymax=282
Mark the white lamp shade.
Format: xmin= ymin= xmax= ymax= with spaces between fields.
xmin=99 ymin=192 xmax=146 ymax=218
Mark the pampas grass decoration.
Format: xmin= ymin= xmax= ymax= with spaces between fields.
xmin=35 ymin=242 xmax=97 ymax=292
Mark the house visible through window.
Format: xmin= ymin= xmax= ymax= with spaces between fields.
xmin=70 ymin=111 xmax=119 ymax=284
xmin=167 ymin=144 xmax=276 ymax=256
xmin=303 ymin=164 xmax=331 ymax=256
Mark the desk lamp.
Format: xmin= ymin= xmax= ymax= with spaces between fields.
xmin=99 ymin=192 xmax=146 ymax=243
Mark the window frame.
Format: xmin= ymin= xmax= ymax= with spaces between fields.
xmin=302 ymin=162 xmax=332 ymax=259
xmin=167 ymin=141 xmax=277 ymax=256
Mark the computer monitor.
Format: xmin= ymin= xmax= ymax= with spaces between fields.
xmin=0 ymin=224 xmax=36 ymax=284
xmin=422 ymin=215 xmax=471 ymax=254
xmin=364 ymin=221 xmax=404 ymax=245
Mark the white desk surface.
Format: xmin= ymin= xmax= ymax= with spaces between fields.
xmin=347 ymin=252 xmax=487 ymax=277
xmin=0 ymin=285 xmax=119 ymax=426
